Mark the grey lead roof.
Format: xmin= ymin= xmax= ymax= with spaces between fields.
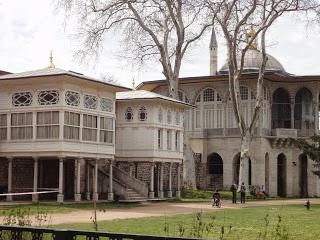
xmin=210 ymin=28 xmax=218 ymax=48
xmin=116 ymin=90 xmax=193 ymax=107
xmin=0 ymin=67 xmax=130 ymax=90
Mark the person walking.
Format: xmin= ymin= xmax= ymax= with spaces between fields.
xmin=230 ymin=183 xmax=237 ymax=204
xmin=240 ymin=182 xmax=246 ymax=204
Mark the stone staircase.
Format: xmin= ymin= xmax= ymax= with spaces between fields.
xmin=88 ymin=161 xmax=149 ymax=201
xmin=126 ymin=188 xmax=147 ymax=201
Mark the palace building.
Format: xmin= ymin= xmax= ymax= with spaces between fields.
xmin=0 ymin=60 xmax=190 ymax=202
xmin=137 ymin=30 xmax=320 ymax=197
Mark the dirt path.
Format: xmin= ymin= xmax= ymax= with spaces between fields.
xmin=2 ymin=198 xmax=319 ymax=225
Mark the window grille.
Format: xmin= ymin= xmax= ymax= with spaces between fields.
xmin=138 ymin=107 xmax=147 ymax=121
xmin=38 ymin=90 xmax=59 ymax=105
xmin=240 ymin=86 xmax=248 ymax=100
xmin=203 ymin=88 xmax=215 ymax=102
xmin=12 ymin=92 xmax=33 ymax=107
xmin=100 ymin=98 xmax=113 ymax=112
xmin=65 ymin=91 xmax=80 ymax=106
xmin=125 ymin=107 xmax=133 ymax=121
xmin=178 ymin=91 xmax=190 ymax=103
xmin=84 ymin=94 xmax=97 ymax=109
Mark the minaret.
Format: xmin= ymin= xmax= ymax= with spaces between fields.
xmin=209 ymin=28 xmax=218 ymax=75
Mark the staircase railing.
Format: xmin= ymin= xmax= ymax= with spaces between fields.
xmin=113 ymin=165 xmax=149 ymax=198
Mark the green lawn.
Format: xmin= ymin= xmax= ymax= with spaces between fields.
xmin=55 ymin=204 xmax=320 ymax=240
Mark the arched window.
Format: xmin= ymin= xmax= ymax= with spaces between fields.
xmin=125 ymin=107 xmax=133 ymax=121
xmin=195 ymin=88 xmax=223 ymax=129
xmin=272 ymin=88 xmax=291 ymax=129
xmin=294 ymin=88 xmax=313 ymax=131
xmin=138 ymin=107 xmax=147 ymax=121
xmin=277 ymin=153 xmax=287 ymax=197
xmin=207 ymin=153 xmax=223 ymax=190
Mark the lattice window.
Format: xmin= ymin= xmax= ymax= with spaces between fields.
xmin=203 ymin=88 xmax=215 ymax=102
xmin=101 ymin=98 xmax=113 ymax=112
xmin=12 ymin=92 xmax=33 ymax=107
xmin=84 ymin=94 xmax=97 ymax=109
xmin=38 ymin=90 xmax=59 ymax=105
xmin=263 ymin=86 xmax=270 ymax=100
xmin=65 ymin=91 xmax=80 ymax=106
xmin=167 ymin=110 xmax=172 ymax=124
xmin=196 ymin=94 xmax=201 ymax=102
xmin=158 ymin=109 xmax=163 ymax=123
xmin=250 ymin=90 xmax=256 ymax=100
xmin=138 ymin=106 xmax=147 ymax=121
xmin=240 ymin=86 xmax=249 ymax=100
xmin=125 ymin=107 xmax=133 ymax=121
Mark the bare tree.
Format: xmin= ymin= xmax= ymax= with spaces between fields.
xmin=58 ymin=0 xmax=213 ymax=99
xmin=207 ymin=0 xmax=320 ymax=191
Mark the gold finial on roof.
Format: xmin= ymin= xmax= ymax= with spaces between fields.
xmin=246 ymin=28 xmax=258 ymax=50
xmin=47 ymin=50 xmax=55 ymax=69
xmin=132 ymin=78 xmax=136 ymax=90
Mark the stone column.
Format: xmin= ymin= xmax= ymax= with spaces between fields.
xmin=32 ymin=157 xmax=39 ymax=202
xmin=167 ymin=163 xmax=173 ymax=198
xmin=290 ymin=98 xmax=295 ymax=129
xmin=57 ymin=157 xmax=64 ymax=203
xmin=108 ymin=160 xmax=114 ymax=201
xmin=92 ymin=159 xmax=99 ymax=201
xmin=149 ymin=163 xmax=155 ymax=199
xmin=159 ymin=163 xmax=164 ymax=198
xmin=74 ymin=158 xmax=81 ymax=202
xmin=85 ymin=161 xmax=91 ymax=200
xmin=6 ymin=157 xmax=13 ymax=202
xmin=176 ymin=163 xmax=181 ymax=198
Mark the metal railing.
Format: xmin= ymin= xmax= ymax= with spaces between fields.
xmin=0 ymin=225 xmax=201 ymax=240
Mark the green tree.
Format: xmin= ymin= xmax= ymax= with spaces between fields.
xmin=296 ymin=135 xmax=320 ymax=178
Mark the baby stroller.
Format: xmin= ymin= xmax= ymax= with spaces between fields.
xmin=212 ymin=191 xmax=221 ymax=208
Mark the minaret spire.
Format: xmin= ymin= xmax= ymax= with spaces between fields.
xmin=209 ymin=28 xmax=218 ymax=75
xmin=47 ymin=50 xmax=55 ymax=69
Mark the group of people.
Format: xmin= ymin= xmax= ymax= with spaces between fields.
xmin=230 ymin=182 xmax=246 ymax=204
xmin=211 ymin=182 xmax=246 ymax=208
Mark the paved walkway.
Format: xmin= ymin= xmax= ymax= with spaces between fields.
xmin=1 ymin=198 xmax=319 ymax=225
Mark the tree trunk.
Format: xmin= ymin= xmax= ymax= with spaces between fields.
xmin=168 ymin=75 xmax=179 ymax=99
xmin=238 ymin=130 xmax=252 ymax=192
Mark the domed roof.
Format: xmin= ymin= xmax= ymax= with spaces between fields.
xmin=219 ymin=49 xmax=286 ymax=73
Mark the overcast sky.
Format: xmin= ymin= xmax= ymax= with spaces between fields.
xmin=0 ymin=1 xmax=320 ymax=88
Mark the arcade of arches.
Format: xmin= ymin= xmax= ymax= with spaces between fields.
xmin=202 ymin=151 xmax=311 ymax=197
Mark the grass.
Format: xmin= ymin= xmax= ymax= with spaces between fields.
xmin=54 ymin=204 xmax=320 ymax=240
xmin=0 ymin=202 xmax=140 ymax=216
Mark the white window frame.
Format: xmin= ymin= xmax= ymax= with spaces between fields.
xmin=10 ymin=112 xmax=33 ymax=140
xmin=100 ymin=116 xmax=114 ymax=144
xmin=82 ymin=114 xmax=98 ymax=142
xmin=64 ymin=111 xmax=80 ymax=140
xmin=36 ymin=111 xmax=60 ymax=139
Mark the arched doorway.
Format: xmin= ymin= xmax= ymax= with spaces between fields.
xmin=299 ymin=154 xmax=308 ymax=197
xmin=265 ymin=153 xmax=269 ymax=194
xmin=233 ymin=153 xmax=252 ymax=186
xmin=277 ymin=153 xmax=287 ymax=197
xmin=272 ymin=88 xmax=291 ymax=129
xmin=294 ymin=88 xmax=313 ymax=132
xmin=207 ymin=153 xmax=223 ymax=190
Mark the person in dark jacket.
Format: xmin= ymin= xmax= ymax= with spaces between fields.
xmin=230 ymin=183 xmax=237 ymax=204
xmin=240 ymin=182 xmax=246 ymax=204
